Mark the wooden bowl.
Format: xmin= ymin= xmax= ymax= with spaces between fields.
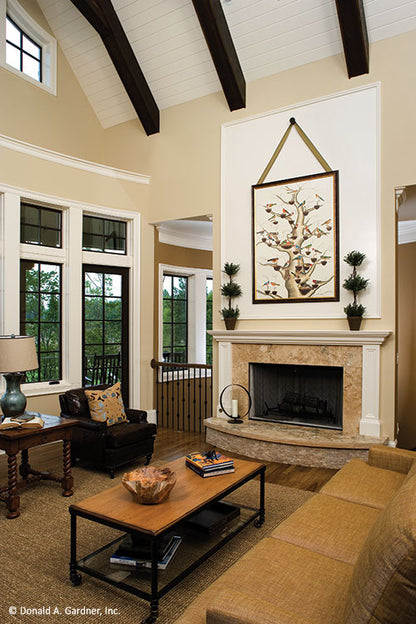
xmin=122 ymin=466 xmax=176 ymax=505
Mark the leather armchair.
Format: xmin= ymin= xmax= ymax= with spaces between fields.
xmin=59 ymin=386 xmax=157 ymax=478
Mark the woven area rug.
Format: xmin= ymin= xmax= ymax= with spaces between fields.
xmin=1 ymin=465 xmax=314 ymax=624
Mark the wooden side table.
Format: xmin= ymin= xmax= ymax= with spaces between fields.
xmin=0 ymin=414 xmax=78 ymax=519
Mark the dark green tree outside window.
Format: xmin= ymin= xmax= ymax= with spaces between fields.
xmin=163 ymin=275 xmax=188 ymax=363
xmin=20 ymin=260 xmax=62 ymax=382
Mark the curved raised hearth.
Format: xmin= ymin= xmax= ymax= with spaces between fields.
xmin=205 ymin=417 xmax=389 ymax=469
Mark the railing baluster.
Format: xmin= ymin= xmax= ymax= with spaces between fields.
xmin=181 ymin=367 xmax=185 ymax=432
xmin=204 ymin=369 xmax=208 ymax=422
xmin=166 ymin=363 xmax=170 ymax=428
xmin=198 ymin=369 xmax=202 ymax=433
xmin=175 ymin=367 xmax=180 ymax=430
xmin=187 ymin=370 xmax=191 ymax=433
xmin=192 ymin=368 xmax=197 ymax=432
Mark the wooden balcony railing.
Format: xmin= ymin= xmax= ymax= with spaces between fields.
xmin=151 ymin=359 xmax=212 ymax=433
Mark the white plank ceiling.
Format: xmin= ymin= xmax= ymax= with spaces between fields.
xmin=36 ymin=0 xmax=416 ymax=129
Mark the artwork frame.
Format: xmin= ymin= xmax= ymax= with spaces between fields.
xmin=252 ymin=170 xmax=339 ymax=304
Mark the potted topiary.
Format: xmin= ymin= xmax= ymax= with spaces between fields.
xmin=343 ymin=250 xmax=369 ymax=331
xmin=221 ymin=262 xmax=242 ymax=330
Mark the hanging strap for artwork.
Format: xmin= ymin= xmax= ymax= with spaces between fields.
xmin=257 ymin=117 xmax=332 ymax=185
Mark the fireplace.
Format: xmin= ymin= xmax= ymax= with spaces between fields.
xmin=249 ymin=363 xmax=343 ymax=430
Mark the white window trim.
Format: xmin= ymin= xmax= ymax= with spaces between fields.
xmin=158 ymin=264 xmax=213 ymax=375
xmin=0 ymin=186 xmax=141 ymax=409
xmin=0 ymin=0 xmax=57 ymax=95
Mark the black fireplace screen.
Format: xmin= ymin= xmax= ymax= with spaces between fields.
xmin=249 ymin=363 xmax=343 ymax=430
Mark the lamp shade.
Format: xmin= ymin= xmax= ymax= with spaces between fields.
xmin=0 ymin=335 xmax=39 ymax=373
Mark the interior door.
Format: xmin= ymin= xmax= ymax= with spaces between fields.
xmin=82 ymin=265 xmax=129 ymax=404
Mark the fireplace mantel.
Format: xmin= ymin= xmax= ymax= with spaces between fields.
xmin=209 ymin=329 xmax=391 ymax=346
xmin=209 ymin=329 xmax=392 ymax=438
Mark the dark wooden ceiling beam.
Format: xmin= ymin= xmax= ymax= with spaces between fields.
xmin=335 ymin=0 xmax=369 ymax=78
xmin=70 ymin=0 xmax=159 ymax=135
xmin=191 ymin=0 xmax=245 ymax=111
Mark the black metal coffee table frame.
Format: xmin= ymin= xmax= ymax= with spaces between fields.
xmin=69 ymin=464 xmax=265 ymax=624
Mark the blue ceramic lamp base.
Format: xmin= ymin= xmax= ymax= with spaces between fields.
xmin=1 ymin=372 xmax=28 ymax=420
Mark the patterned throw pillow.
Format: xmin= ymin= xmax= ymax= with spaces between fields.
xmin=85 ymin=382 xmax=127 ymax=427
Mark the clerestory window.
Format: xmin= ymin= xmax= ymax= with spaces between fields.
xmin=83 ymin=215 xmax=127 ymax=255
xmin=6 ymin=15 xmax=41 ymax=82
xmin=0 ymin=0 xmax=57 ymax=94
xmin=21 ymin=202 xmax=62 ymax=248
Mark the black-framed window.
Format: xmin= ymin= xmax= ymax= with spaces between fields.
xmin=163 ymin=275 xmax=188 ymax=364
xmin=83 ymin=215 xmax=127 ymax=255
xmin=21 ymin=203 xmax=62 ymax=248
xmin=6 ymin=16 xmax=42 ymax=83
xmin=206 ymin=277 xmax=213 ymax=365
xmin=82 ymin=266 xmax=129 ymax=404
xmin=20 ymin=260 xmax=62 ymax=383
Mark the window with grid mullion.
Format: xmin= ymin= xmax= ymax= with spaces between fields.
xmin=162 ymin=274 xmax=188 ymax=363
xmin=6 ymin=16 xmax=42 ymax=82
xmin=21 ymin=203 xmax=62 ymax=248
xmin=20 ymin=260 xmax=62 ymax=383
xmin=83 ymin=215 xmax=127 ymax=255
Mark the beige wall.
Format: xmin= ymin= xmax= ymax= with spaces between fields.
xmin=1 ymin=2 xmax=415 ymax=438
xmin=397 ymin=242 xmax=416 ymax=449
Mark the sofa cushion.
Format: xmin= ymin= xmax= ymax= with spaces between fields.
xmin=173 ymin=538 xmax=353 ymax=624
xmin=403 ymin=457 xmax=416 ymax=484
xmin=320 ymin=459 xmax=406 ymax=509
xmin=85 ymin=382 xmax=127 ymax=427
xmin=368 ymin=445 xmax=416 ymax=475
xmin=271 ymin=493 xmax=380 ymax=565
xmin=344 ymin=474 xmax=416 ymax=624
xmin=206 ymin=589 xmax=321 ymax=624
xmin=106 ymin=421 xmax=156 ymax=449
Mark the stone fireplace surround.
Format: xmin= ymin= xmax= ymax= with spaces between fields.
xmin=206 ymin=330 xmax=391 ymax=467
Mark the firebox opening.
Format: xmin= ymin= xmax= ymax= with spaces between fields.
xmin=249 ymin=363 xmax=343 ymax=430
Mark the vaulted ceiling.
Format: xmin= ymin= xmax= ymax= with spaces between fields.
xmin=36 ymin=0 xmax=416 ymax=134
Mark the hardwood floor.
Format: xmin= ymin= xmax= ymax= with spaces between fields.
xmin=153 ymin=428 xmax=337 ymax=491
xmin=0 ymin=427 xmax=337 ymax=492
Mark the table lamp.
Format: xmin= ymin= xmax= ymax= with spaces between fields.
xmin=0 ymin=335 xmax=39 ymax=420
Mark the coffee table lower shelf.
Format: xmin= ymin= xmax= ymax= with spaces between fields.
xmin=69 ymin=459 xmax=265 ymax=623
xmin=71 ymin=503 xmax=262 ymax=623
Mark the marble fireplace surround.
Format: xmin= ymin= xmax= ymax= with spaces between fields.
xmin=210 ymin=330 xmax=391 ymax=438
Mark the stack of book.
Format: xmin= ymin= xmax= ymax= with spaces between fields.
xmin=110 ymin=533 xmax=182 ymax=570
xmin=185 ymin=450 xmax=235 ymax=478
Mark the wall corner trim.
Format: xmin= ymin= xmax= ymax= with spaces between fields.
xmin=0 ymin=133 xmax=151 ymax=185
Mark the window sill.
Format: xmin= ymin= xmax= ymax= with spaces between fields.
xmin=22 ymin=382 xmax=73 ymax=397
xmin=0 ymin=60 xmax=56 ymax=95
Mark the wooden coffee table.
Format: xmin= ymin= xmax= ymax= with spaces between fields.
xmin=69 ymin=456 xmax=265 ymax=623
xmin=0 ymin=414 xmax=77 ymax=519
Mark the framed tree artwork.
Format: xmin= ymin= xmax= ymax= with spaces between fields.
xmin=252 ymin=170 xmax=339 ymax=303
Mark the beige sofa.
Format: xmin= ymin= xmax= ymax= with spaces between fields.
xmin=173 ymin=445 xmax=416 ymax=624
